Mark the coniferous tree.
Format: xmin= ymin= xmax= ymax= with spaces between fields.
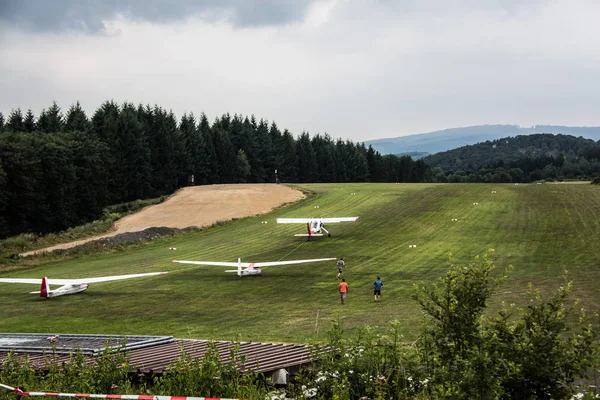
xmin=0 ymin=159 xmax=7 ymax=237
xmin=68 ymin=131 xmax=110 ymax=222
xmin=297 ymin=132 xmax=318 ymax=183
xmin=180 ymin=113 xmax=210 ymax=186
xmin=92 ymin=101 xmax=120 ymax=141
xmin=0 ymin=112 xmax=4 ymax=132
xmin=312 ymin=134 xmax=336 ymax=183
xmin=5 ymin=108 xmax=25 ymax=132
xmin=366 ymin=145 xmax=382 ymax=182
xmin=37 ymin=133 xmax=77 ymax=230
xmin=353 ymin=142 xmax=370 ymax=182
xmin=148 ymin=107 xmax=186 ymax=194
xmin=91 ymin=101 xmax=121 ymax=203
xmin=199 ymin=113 xmax=219 ymax=184
xmin=279 ymin=129 xmax=298 ymax=182
xmin=413 ymin=159 xmax=428 ymax=182
xmin=36 ymin=109 xmax=49 ymax=132
xmin=38 ymin=101 xmax=64 ymax=133
xmin=228 ymin=114 xmax=244 ymax=150
xmin=241 ymin=117 xmax=265 ymax=183
xmin=179 ymin=113 xmax=195 ymax=184
xmin=118 ymin=102 xmax=152 ymax=200
xmin=65 ymin=101 xmax=90 ymax=132
xmin=333 ymin=138 xmax=349 ymax=182
xmin=255 ymin=119 xmax=274 ymax=182
xmin=0 ymin=132 xmax=44 ymax=234
xmin=212 ymin=126 xmax=236 ymax=183
xmin=269 ymin=122 xmax=284 ymax=179
xmin=23 ymin=109 xmax=36 ymax=132
xmin=235 ymin=149 xmax=251 ymax=183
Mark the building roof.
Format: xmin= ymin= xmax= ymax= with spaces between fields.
xmin=0 ymin=334 xmax=317 ymax=374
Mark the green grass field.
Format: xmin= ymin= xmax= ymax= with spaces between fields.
xmin=1 ymin=183 xmax=599 ymax=343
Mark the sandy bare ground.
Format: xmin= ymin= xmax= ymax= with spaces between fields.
xmin=22 ymin=184 xmax=304 ymax=256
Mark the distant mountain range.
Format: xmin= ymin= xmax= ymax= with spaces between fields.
xmin=364 ymin=125 xmax=600 ymax=156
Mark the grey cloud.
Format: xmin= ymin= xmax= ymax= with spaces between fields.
xmin=0 ymin=0 xmax=317 ymax=33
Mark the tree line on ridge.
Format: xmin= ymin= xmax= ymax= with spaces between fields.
xmin=0 ymin=101 xmax=427 ymax=238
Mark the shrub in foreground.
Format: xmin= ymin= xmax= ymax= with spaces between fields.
xmin=291 ymin=250 xmax=599 ymax=399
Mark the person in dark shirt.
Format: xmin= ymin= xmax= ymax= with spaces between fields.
xmin=373 ymin=276 xmax=384 ymax=302
xmin=336 ymin=257 xmax=345 ymax=280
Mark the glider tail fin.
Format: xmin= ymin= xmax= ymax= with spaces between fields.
xmin=306 ymin=222 xmax=311 ymax=238
xmin=40 ymin=277 xmax=50 ymax=299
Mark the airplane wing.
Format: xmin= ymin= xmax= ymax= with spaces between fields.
xmin=172 ymin=260 xmax=253 ymax=267
xmin=172 ymin=258 xmax=336 ymax=268
xmin=319 ymin=217 xmax=359 ymax=223
xmin=276 ymin=218 xmax=312 ymax=224
xmin=0 ymin=278 xmax=43 ymax=285
xmin=276 ymin=217 xmax=359 ymax=224
xmin=69 ymin=272 xmax=168 ymax=284
xmin=253 ymin=258 xmax=337 ymax=268
xmin=0 ymin=272 xmax=167 ymax=286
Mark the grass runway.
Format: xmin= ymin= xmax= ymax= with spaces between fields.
xmin=1 ymin=183 xmax=599 ymax=343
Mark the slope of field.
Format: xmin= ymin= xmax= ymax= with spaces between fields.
xmin=1 ymin=183 xmax=599 ymax=344
xmin=21 ymin=184 xmax=304 ymax=255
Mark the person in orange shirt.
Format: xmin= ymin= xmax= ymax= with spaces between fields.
xmin=339 ymin=278 xmax=349 ymax=304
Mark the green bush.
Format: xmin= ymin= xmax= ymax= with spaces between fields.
xmin=291 ymin=250 xmax=599 ymax=399
xmin=152 ymin=342 xmax=270 ymax=398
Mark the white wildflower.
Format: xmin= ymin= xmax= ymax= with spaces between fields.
xmin=302 ymin=387 xmax=317 ymax=398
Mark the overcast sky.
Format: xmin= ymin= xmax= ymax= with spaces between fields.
xmin=1 ymin=0 xmax=599 ymax=141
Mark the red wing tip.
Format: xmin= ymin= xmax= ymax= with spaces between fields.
xmin=159 ymin=272 xmax=168 ymax=274
xmin=172 ymin=260 xmax=179 ymax=262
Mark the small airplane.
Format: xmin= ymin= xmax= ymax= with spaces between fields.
xmin=0 ymin=272 xmax=168 ymax=299
xmin=172 ymin=257 xmax=336 ymax=276
xmin=276 ymin=217 xmax=359 ymax=238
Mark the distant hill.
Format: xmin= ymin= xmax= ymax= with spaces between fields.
xmin=423 ymin=133 xmax=600 ymax=173
xmin=364 ymin=125 xmax=600 ymax=155
xmin=396 ymin=151 xmax=430 ymax=159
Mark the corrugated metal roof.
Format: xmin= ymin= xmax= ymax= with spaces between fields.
xmin=0 ymin=338 xmax=319 ymax=374
xmin=0 ymin=333 xmax=173 ymax=355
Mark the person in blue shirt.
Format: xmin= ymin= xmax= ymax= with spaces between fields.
xmin=373 ymin=277 xmax=384 ymax=302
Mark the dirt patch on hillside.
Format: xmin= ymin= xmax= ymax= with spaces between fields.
xmin=21 ymin=184 xmax=304 ymax=256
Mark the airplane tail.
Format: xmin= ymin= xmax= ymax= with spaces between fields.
xmin=306 ymin=222 xmax=311 ymax=238
xmin=40 ymin=277 xmax=50 ymax=299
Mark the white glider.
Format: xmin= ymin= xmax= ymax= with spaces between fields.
xmin=276 ymin=217 xmax=359 ymax=238
xmin=0 ymin=272 xmax=168 ymax=299
xmin=172 ymin=257 xmax=336 ymax=276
